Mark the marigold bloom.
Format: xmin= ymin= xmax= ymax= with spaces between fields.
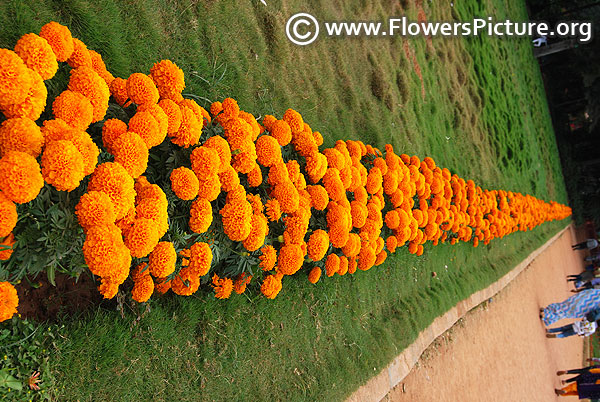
xmin=150 ymin=60 xmax=185 ymax=99
xmin=283 ymin=108 xmax=304 ymax=134
xmin=0 ymin=117 xmax=44 ymax=158
xmin=0 ymin=282 xmax=19 ymax=322
xmin=68 ymin=66 xmax=110 ymax=122
xmin=323 ymin=168 xmax=346 ymax=202
xmin=132 ymin=273 xmax=154 ymax=303
xmin=308 ymin=267 xmax=321 ymax=284
xmin=171 ymin=272 xmax=200 ymax=296
xmin=41 ymin=140 xmax=85 ymax=191
xmin=101 ymin=118 xmax=127 ymax=154
xmin=98 ymin=279 xmax=119 ymax=299
xmin=242 ymin=213 xmax=268 ymax=251
xmin=109 ymin=77 xmax=128 ymax=106
xmin=111 ymin=131 xmax=148 ymax=178
xmin=269 ymin=119 xmax=292 ymax=146
xmin=88 ymin=162 xmax=136 ymax=220
xmin=43 ymin=127 xmax=98 ymax=177
xmin=212 ymin=274 xmax=233 ymax=299
xmin=307 ymin=230 xmax=329 ymax=261
xmin=129 ymin=111 xmax=164 ymax=148
xmin=0 ymin=151 xmax=43 ymax=203
xmin=154 ymin=277 xmax=171 ymax=295
xmin=125 ymin=218 xmax=160 ymax=258
xmin=170 ymin=167 xmax=199 ymax=200
xmin=220 ymin=198 xmax=252 ymax=241
xmin=148 ymin=241 xmax=176 ymax=278
xmin=204 ymin=135 xmax=231 ymax=173
xmin=222 ymin=98 xmax=240 ymax=118
xmin=136 ymin=198 xmax=168 ymax=238
xmin=259 ymin=245 xmax=277 ymax=271
xmin=180 ymin=99 xmax=210 ymax=128
xmin=127 ymin=73 xmax=159 ymax=105
xmin=234 ymin=273 xmax=252 ymax=294
xmin=273 ymin=181 xmax=300 ymax=214
xmin=158 ymin=99 xmax=182 ymax=134
xmin=170 ymin=106 xmax=201 ymax=148
xmin=247 ymin=164 xmax=263 ymax=188
xmin=137 ymin=103 xmax=169 ymax=138
xmin=357 ymin=245 xmax=376 ymax=271
xmin=265 ymin=198 xmax=282 ymax=222
xmin=190 ymin=146 xmax=221 ymax=180
xmin=83 ymin=224 xmax=130 ymax=282
xmin=188 ymin=241 xmax=212 ymax=277
xmin=306 ymin=185 xmax=329 ymax=211
xmin=89 ymin=50 xmax=113 ymax=85
xmin=0 ymin=193 xmax=17 ymax=238
xmin=52 ymin=90 xmax=93 ymax=130
xmin=197 ymin=174 xmax=221 ymax=201
xmin=277 ymin=244 xmax=304 ymax=276
xmin=0 ymin=233 xmax=15 ymax=261
xmin=0 ymin=69 xmax=47 ymax=121
xmin=261 ymin=274 xmax=282 ymax=299
xmin=189 ymin=198 xmax=213 ymax=234
xmin=325 ymin=253 xmax=340 ymax=277
xmin=256 ymin=135 xmax=282 ymax=167
xmin=75 ymin=191 xmax=116 ymax=229
xmin=39 ymin=21 xmax=74 ymax=62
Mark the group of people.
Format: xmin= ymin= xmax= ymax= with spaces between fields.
xmin=539 ymin=238 xmax=600 ymax=397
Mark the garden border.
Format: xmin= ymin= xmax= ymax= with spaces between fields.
xmin=346 ymin=223 xmax=572 ymax=402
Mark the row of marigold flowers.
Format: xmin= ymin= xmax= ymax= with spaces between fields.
xmin=0 ymin=22 xmax=571 ymax=322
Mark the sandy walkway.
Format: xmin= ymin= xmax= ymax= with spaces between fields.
xmin=384 ymin=225 xmax=588 ymax=401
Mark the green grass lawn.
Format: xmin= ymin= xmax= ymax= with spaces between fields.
xmin=0 ymin=0 xmax=570 ymax=400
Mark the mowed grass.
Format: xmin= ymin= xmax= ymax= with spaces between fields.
xmin=0 ymin=0 xmax=570 ymax=400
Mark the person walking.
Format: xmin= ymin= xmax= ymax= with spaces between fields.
xmin=572 ymin=238 xmax=599 ymax=250
xmin=540 ymin=288 xmax=600 ymax=326
xmin=556 ymin=370 xmax=600 ymax=398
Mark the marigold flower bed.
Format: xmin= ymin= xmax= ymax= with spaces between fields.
xmin=0 ymin=22 xmax=571 ymax=322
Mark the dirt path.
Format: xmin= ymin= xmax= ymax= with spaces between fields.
xmin=383 ymin=225 xmax=588 ymax=401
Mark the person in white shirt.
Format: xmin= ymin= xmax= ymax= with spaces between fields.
xmin=546 ymin=318 xmax=597 ymax=338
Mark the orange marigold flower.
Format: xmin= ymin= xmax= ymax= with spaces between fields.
xmin=125 ymin=218 xmax=160 ymax=258
xmin=325 ymin=253 xmax=340 ymax=277
xmin=101 ymin=118 xmax=127 ymax=154
xmin=233 ymin=273 xmax=252 ymax=294
xmin=219 ymin=165 xmax=240 ymax=192
xmin=98 ymin=279 xmax=119 ymax=299
xmin=190 ymin=146 xmax=221 ymax=180
xmin=239 ymin=111 xmax=260 ymax=141
xmin=307 ymin=229 xmax=329 ymax=261
xmin=0 ymin=193 xmax=17 ymax=238
xmin=0 ymin=151 xmax=43 ymax=203
xmin=385 ymin=210 xmax=400 ymax=229
xmin=189 ymin=198 xmax=213 ymax=234
xmin=273 ymin=181 xmax=300 ymax=214
xmin=129 ymin=111 xmax=164 ymax=149
xmin=247 ymin=194 xmax=264 ymax=215
xmin=259 ymin=245 xmax=277 ymax=271
xmin=41 ymin=140 xmax=85 ymax=191
xmin=154 ymin=277 xmax=171 ymax=295
xmin=75 ymin=191 xmax=116 ymax=229
xmin=148 ymin=241 xmax=176 ymax=278
xmin=170 ymin=106 xmax=201 ymax=148
xmin=68 ymin=66 xmax=110 ymax=123
xmin=220 ymin=198 xmax=253 ymax=241
xmin=256 ymin=135 xmax=282 ymax=167
xmin=137 ymin=103 xmax=169 ymax=139
xmin=247 ymin=164 xmax=262 ymax=188
xmin=366 ymin=167 xmax=383 ymax=195
xmin=111 ymin=131 xmax=148 ymax=178
xmin=0 ymin=282 xmax=19 ymax=322
xmin=269 ymin=119 xmax=292 ymax=146
xmin=0 ymin=233 xmax=15 ymax=261
xmin=283 ymin=109 xmax=304 ymax=135
xmin=212 ymin=274 xmax=233 ymax=299
xmin=204 ymin=135 xmax=231 ymax=173
xmin=277 ymin=244 xmax=304 ymax=276
xmin=357 ymin=245 xmax=376 ymax=271
xmin=0 ymin=117 xmax=44 ymax=158
xmin=158 ymin=99 xmax=182 ymax=134
xmin=132 ymin=273 xmax=154 ymax=303
xmin=262 ymin=115 xmax=276 ymax=131
xmin=232 ymin=147 xmax=258 ymax=174
xmin=109 ymin=77 xmax=128 ymax=106
xmin=261 ymin=274 xmax=283 ymax=299
xmin=135 ymin=197 xmax=168 ymax=238
xmin=149 ymin=60 xmax=185 ymax=100
xmin=0 ymin=49 xmax=33 ymax=108
xmin=306 ymin=185 xmax=329 ymax=211
xmin=265 ymin=198 xmax=281 ymax=222
xmin=126 ymin=73 xmax=159 ymax=105
xmin=210 ymin=101 xmax=223 ymax=117
xmin=189 ymin=242 xmax=212 ymax=277
xmin=52 ymin=90 xmax=93 ymax=130
xmin=46 ymin=127 xmax=98 ymax=177
xmin=375 ymin=250 xmax=387 ymax=266
xmin=0 ymin=70 xmax=47 ymax=121
xmin=88 ymin=162 xmax=135 ymax=220
xmin=65 ymin=37 xmax=91 ymax=68
xmin=242 ymin=213 xmax=268 ymax=252
xmin=308 ymin=267 xmax=321 ymax=284
xmin=83 ymin=224 xmax=130 ymax=282
xmin=170 ymin=167 xmax=199 ymax=200
xmin=337 ymin=256 xmax=349 ymax=276
xmin=323 ymin=168 xmax=346 ymax=202
xmin=39 ymin=21 xmax=74 ymax=62
xmin=171 ymin=271 xmax=200 ymax=296
xmin=386 ymin=236 xmax=398 ymax=253
xmin=222 ymin=98 xmax=240 ymax=119
xmin=88 ymin=49 xmax=113 ymax=86
xmin=180 ymin=99 xmax=210 ymax=128
xmin=197 ymin=174 xmax=221 ymax=201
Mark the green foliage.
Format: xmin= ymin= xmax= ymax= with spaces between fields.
xmin=0 ymin=317 xmax=61 ymax=401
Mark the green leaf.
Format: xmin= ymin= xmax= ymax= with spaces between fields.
xmin=0 ymin=370 xmax=23 ymax=390
xmin=47 ymin=265 xmax=56 ymax=287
